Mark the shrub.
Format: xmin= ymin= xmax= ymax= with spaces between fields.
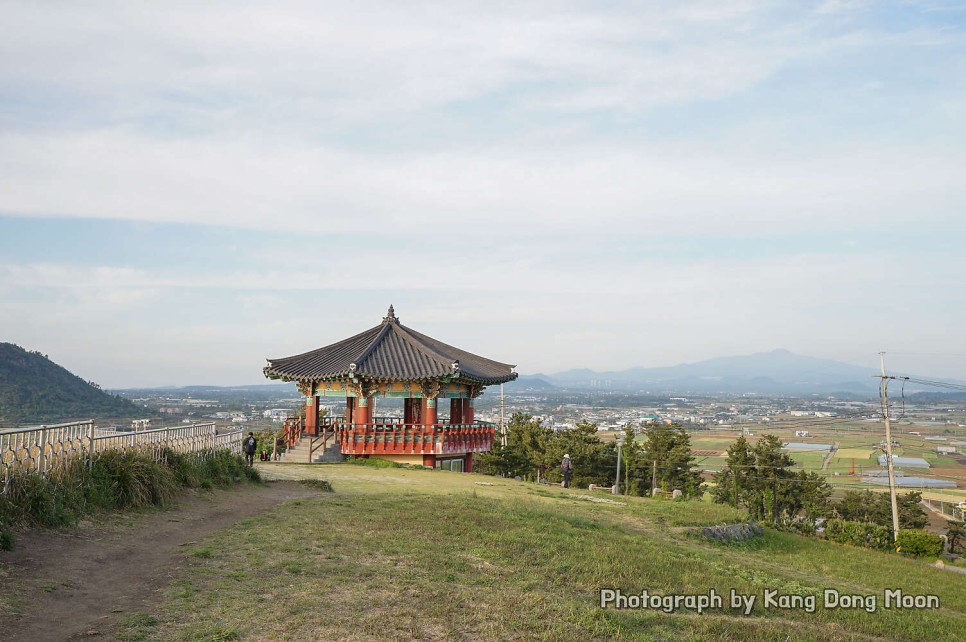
xmin=824 ymin=519 xmax=893 ymax=551
xmin=255 ymin=429 xmax=283 ymax=459
xmin=896 ymin=529 xmax=944 ymax=558
xmin=946 ymin=521 xmax=965 ymax=554
xmin=299 ymin=479 xmax=334 ymax=492
xmin=344 ymin=456 xmax=405 ymax=469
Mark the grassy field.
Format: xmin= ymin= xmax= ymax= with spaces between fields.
xmin=131 ymin=463 xmax=966 ymax=642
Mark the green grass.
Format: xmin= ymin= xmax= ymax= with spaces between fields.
xmin=133 ymin=465 xmax=966 ymax=641
xmin=786 ymin=452 xmax=828 ymax=470
xmin=117 ymin=613 xmax=159 ymax=642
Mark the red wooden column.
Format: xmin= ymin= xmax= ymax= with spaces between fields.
xmin=464 ymin=453 xmax=473 ymax=473
xmin=352 ymin=397 xmax=376 ymax=454
xmin=422 ymin=397 xmax=437 ymax=427
xmin=422 ymin=397 xmax=437 ymax=467
xmin=355 ymin=396 xmax=372 ymax=426
xmin=450 ymin=398 xmax=463 ymax=425
xmin=305 ymin=395 xmax=319 ymax=436
xmin=464 ymin=399 xmax=476 ymax=454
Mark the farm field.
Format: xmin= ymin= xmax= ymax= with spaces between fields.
xmin=687 ymin=421 xmax=966 ymax=494
xmin=130 ymin=463 xmax=966 ymax=641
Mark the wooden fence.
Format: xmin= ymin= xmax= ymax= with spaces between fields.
xmin=0 ymin=420 xmax=243 ymax=482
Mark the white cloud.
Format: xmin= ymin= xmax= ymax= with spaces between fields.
xmin=2 ymin=245 xmax=962 ymax=386
xmin=0 ymin=2 xmax=805 ymax=115
xmin=2 ymin=1 xmax=963 ymax=239
xmin=1 ymin=128 xmax=963 ymax=238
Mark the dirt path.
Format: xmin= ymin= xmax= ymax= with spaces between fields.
xmin=821 ymin=442 xmax=839 ymax=471
xmin=0 ymin=481 xmax=318 ymax=641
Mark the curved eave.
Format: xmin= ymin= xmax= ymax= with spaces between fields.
xmin=457 ymin=371 xmax=519 ymax=386
xmin=262 ymin=367 xmax=518 ymax=387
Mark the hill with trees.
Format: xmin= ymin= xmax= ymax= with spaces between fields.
xmin=0 ymin=343 xmax=146 ymax=426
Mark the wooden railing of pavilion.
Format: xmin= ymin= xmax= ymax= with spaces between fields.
xmin=283 ymin=417 xmax=304 ymax=448
xmin=283 ymin=416 xmax=496 ymax=457
xmin=331 ymin=420 xmax=496 ymax=456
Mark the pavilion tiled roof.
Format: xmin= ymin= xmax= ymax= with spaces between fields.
xmin=263 ymin=306 xmax=517 ymax=386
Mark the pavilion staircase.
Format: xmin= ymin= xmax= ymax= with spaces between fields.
xmin=279 ymin=430 xmax=343 ymax=464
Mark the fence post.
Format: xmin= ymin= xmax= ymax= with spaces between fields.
xmin=88 ymin=422 xmax=95 ymax=466
xmin=38 ymin=428 xmax=48 ymax=475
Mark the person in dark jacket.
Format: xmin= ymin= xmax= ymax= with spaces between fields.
xmin=561 ymin=453 xmax=572 ymax=488
xmin=243 ymin=432 xmax=257 ymax=466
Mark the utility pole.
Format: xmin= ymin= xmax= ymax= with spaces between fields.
xmin=879 ymin=353 xmax=901 ymax=543
xmin=614 ymin=433 xmax=623 ymax=495
xmin=500 ymin=383 xmax=507 ymax=447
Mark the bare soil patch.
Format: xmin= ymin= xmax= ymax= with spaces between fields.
xmin=0 ymin=480 xmax=318 ymax=641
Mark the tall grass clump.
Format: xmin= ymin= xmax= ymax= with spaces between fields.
xmin=0 ymin=459 xmax=87 ymax=528
xmin=196 ymin=450 xmax=261 ymax=487
xmin=0 ymin=448 xmax=258 ymax=540
xmin=88 ymin=451 xmax=179 ymax=509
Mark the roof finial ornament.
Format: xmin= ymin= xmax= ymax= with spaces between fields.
xmin=384 ymin=304 xmax=397 ymax=323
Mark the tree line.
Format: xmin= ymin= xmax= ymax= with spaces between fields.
xmin=476 ymin=413 xmax=703 ymax=498
xmin=477 ymin=413 xmax=933 ymax=537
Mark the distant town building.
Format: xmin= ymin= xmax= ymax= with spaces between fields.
xmin=263 ymin=408 xmax=292 ymax=421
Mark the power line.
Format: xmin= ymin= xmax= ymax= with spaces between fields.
xmin=903 ymin=378 xmax=966 ymax=392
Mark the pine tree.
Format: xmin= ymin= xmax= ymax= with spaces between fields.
xmin=636 ymin=422 xmax=703 ymax=498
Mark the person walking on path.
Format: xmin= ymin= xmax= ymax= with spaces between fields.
xmin=243 ymin=432 xmax=258 ymax=466
xmin=561 ymin=454 xmax=572 ymax=488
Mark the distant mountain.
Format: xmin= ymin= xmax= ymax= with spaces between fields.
xmin=537 ymin=349 xmax=880 ymax=395
xmin=0 ymin=343 xmax=147 ymax=426
xmin=115 ymin=383 xmax=299 ymax=394
xmin=504 ymin=375 xmax=558 ymax=392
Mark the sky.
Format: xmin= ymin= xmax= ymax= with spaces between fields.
xmin=1 ymin=1 xmax=965 ymax=387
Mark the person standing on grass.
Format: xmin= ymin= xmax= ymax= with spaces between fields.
xmin=243 ymin=432 xmax=257 ymax=466
xmin=561 ymin=453 xmax=572 ymax=488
